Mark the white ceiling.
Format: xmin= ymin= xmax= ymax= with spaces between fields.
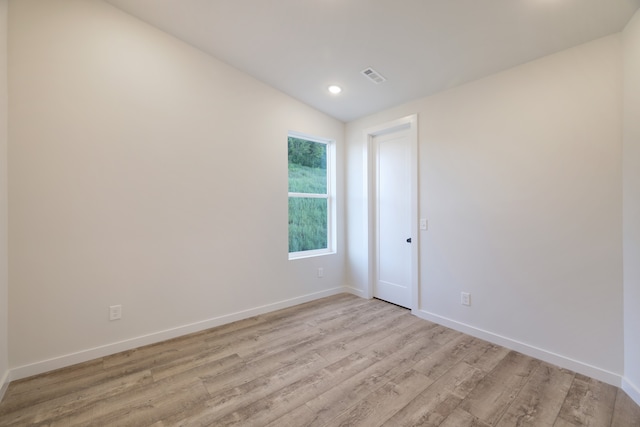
xmin=103 ymin=0 xmax=640 ymax=122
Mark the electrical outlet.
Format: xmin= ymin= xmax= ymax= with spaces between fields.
xmin=317 ymin=267 xmax=324 ymax=278
xmin=461 ymin=292 xmax=471 ymax=306
xmin=109 ymin=305 xmax=122 ymax=321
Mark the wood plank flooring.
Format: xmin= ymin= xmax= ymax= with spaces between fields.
xmin=1 ymin=294 xmax=639 ymax=426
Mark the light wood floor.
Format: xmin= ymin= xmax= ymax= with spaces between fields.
xmin=1 ymin=294 xmax=639 ymax=426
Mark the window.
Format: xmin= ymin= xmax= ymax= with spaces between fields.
xmin=288 ymin=132 xmax=335 ymax=258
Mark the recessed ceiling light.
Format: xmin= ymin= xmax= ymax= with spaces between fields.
xmin=328 ymin=85 xmax=342 ymax=94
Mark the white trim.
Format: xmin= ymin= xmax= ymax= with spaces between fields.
xmin=415 ymin=309 xmax=622 ymax=387
xmin=622 ymin=377 xmax=640 ymax=407
xmin=363 ymin=114 xmax=419 ymax=310
xmin=344 ymin=285 xmax=367 ymax=298
xmin=0 ymin=369 xmax=9 ymax=403
xmin=362 ymin=134 xmax=372 ymax=299
xmin=288 ymin=131 xmax=333 ymax=145
xmin=288 ymin=249 xmax=336 ymax=260
xmin=9 ymin=287 xmax=347 ymax=382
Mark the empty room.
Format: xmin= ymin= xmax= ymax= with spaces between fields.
xmin=0 ymin=0 xmax=640 ymax=425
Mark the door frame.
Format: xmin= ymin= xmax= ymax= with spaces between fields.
xmin=362 ymin=114 xmax=419 ymax=311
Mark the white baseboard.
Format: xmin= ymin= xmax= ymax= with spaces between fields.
xmin=9 ymin=287 xmax=347 ymax=382
xmin=415 ymin=309 xmax=622 ymax=387
xmin=344 ymin=285 xmax=367 ymax=298
xmin=622 ymin=377 xmax=640 ymax=407
xmin=0 ymin=369 xmax=9 ymax=403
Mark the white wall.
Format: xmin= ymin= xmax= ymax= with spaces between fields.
xmin=346 ymin=35 xmax=624 ymax=385
xmin=623 ymin=9 xmax=640 ymax=404
xmin=0 ymin=0 xmax=8 ymax=399
xmin=8 ymin=0 xmax=345 ymax=377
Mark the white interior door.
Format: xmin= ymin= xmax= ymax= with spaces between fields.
xmin=373 ymin=129 xmax=412 ymax=308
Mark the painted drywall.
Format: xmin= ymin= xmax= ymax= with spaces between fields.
xmin=8 ymin=0 xmax=345 ymax=376
xmin=623 ymin=9 xmax=640 ymax=404
xmin=346 ymin=35 xmax=624 ymax=384
xmin=0 ymin=0 xmax=8 ymax=398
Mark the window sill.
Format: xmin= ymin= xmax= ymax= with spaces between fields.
xmin=288 ymin=249 xmax=336 ymax=260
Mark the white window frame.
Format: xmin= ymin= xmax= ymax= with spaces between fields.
xmin=288 ymin=131 xmax=336 ymax=260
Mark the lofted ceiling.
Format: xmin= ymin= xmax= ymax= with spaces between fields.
xmin=103 ymin=0 xmax=640 ymax=122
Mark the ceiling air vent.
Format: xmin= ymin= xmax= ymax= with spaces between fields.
xmin=361 ymin=67 xmax=386 ymax=84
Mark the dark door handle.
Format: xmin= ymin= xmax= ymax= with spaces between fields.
xmin=406 ymin=238 xmax=412 ymax=243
